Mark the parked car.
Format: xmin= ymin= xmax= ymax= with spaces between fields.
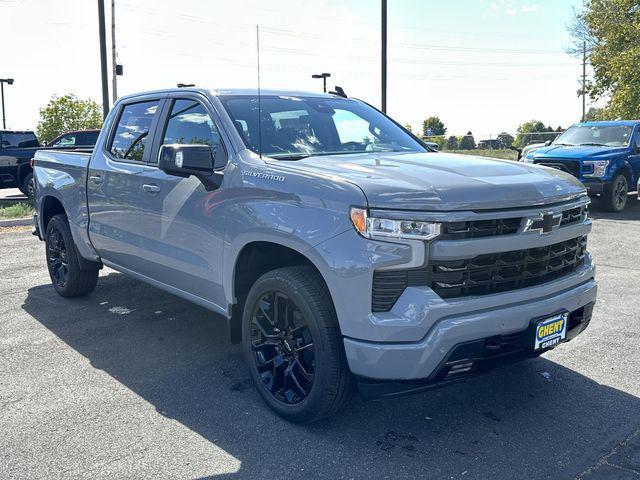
xmin=523 ymin=121 xmax=640 ymax=212
xmin=33 ymin=87 xmax=597 ymax=422
xmin=0 ymin=129 xmax=101 ymax=199
xmin=0 ymin=130 xmax=41 ymax=197
xmin=46 ymin=129 xmax=100 ymax=149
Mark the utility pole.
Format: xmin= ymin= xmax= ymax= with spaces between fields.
xmin=0 ymin=78 xmax=14 ymax=129
xmin=581 ymin=41 xmax=586 ymax=122
xmin=97 ymin=0 xmax=110 ymax=119
xmin=381 ymin=0 xmax=387 ymax=113
xmin=111 ymin=0 xmax=118 ymax=103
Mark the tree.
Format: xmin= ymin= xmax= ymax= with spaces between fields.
xmin=513 ymin=120 xmax=559 ymax=147
xmin=445 ymin=135 xmax=459 ymax=150
xmin=458 ymin=131 xmax=476 ymax=150
xmin=569 ymin=0 xmax=640 ymax=119
xmin=36 ymin=94 xmax=103 ymax=144
xmin=497 ymin=132 xmax=514 ymax=149
xmin=422 ymin=116 xmax=446 ymax=137
xmin=404 ymin=123 xmax=412 ymax=133
xmin=584 ymin=106 xmax=614 ymax=121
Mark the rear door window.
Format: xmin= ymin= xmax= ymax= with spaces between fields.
xmin=1 ymin=132 xmax=39 ymax=148
xmin=75 ymin=131 xmax=99 ymax=146
xmin=109 ymin=101 xmax=159 ymax=162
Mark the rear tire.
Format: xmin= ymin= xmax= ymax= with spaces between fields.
xmin=242 ymin=266 xmax=355 ymax=423
xmin=20 ymin=172 xmax=34 ymax=199
xmin=45 ymin=214 xmax=99 ymax=297
xmin=603 ymin=174 xmax=628 ymax=212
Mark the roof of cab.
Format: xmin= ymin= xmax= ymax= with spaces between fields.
xmin=117 ymin=87 xmax=341 ymax=103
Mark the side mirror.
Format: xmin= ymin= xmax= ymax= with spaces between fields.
xmin=158 ymin=144 xmax=223 ymax=190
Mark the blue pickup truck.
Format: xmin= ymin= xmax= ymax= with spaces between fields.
xmin=524 ymin=121 xmax=640 ymax=212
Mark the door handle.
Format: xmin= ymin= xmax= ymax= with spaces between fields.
xmin=89 ymin=175 xmax=103 ymax=185
xmin=142 ymin=183 xmax=160 ymax=194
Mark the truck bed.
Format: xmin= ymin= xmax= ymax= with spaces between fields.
xmin=33 ymin=148 xmax=95 ymax=261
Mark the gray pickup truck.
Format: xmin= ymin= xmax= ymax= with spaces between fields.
xmin=33 ymin=88 xmax=597 ymax=423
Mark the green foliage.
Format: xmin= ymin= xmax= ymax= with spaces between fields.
xmin=513 ymin=120 xmax=559 ymax=147
xmin=572 ymin=0 xmax=640 ymax=119
xmin=36 ymin=94 xmax=103 ymax=144
xmin=427 ymin=136 xmax=446 ymax=150
xmin=404 ymin=123 xmax=413 ymax=133
xmin=497 ymin=132 xmax=515 ymax=148
xmin=458 ymin=131 xmax=476 ymax=150
xmin=451 ymin=149 xmax=518 ymax=160
xmin=422 ymin=116 xmax=447 ymax=137
xmin=445 ymin=135 xmax=459 ymax=150
xmin=584 ymin=106 xmax=615 ymax=121
xmin=0 ymin=202 xmax=34 ymax=219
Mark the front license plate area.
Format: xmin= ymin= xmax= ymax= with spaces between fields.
xmin=533 ymin=312 xmax=568 ymax=351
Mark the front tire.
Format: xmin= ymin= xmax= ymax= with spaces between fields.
xmin=242 ymin=266 xmax=354 ymax=423
xmin=45 ymin=214 xmax=99 ymax=297
xmin=603 ymin=174 xmax=628 ymax=212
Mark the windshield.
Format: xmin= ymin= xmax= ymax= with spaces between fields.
xmin=554 ymin=125 xmax=633 ymax=147
xmin=219 ymin=95 xmax=425 ymax=159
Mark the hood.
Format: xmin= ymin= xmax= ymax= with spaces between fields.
xmin=530 ymin=144 xmax=629 ymax=161
xmin=273 ymin=151 xmax=586 ymax=211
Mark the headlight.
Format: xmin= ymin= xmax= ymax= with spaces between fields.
xmin=583 ymin=160 xmax=609 ymax=177
xmin=522 ymin=155 xmax=534 ymax=163
xmin=350 ymin=207 xmax=441 ymax=240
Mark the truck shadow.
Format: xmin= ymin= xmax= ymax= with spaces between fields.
xmin=589 ymin=194 xmax=640 ymax=220
xmin=22 ymin=273 xmax=640 ymax=480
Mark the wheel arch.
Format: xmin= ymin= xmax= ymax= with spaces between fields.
xmin=40 ymin=195 xmax=67 ymax=230
xmin=228 ymin=240 xmax=336 ymax=343
xmin=17 ymin=162 xmax=33 ymax=187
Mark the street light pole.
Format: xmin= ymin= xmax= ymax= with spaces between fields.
xmin=312 ymin=73 xmax=331 ymax=93
xmin=0 ymin=78 xmax=14 ymax=130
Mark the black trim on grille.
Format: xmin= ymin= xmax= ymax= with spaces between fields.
xmin=372 ymin=236 xmax=588 ymax=312
xmin=438 ymin=205 xmax=586 ymax=240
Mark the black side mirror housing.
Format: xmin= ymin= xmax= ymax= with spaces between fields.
xmin=158 ymin=144 xmax=223 ymax=190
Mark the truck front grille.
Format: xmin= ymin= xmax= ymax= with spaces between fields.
xmin=372 ymin=236 xmax=587 ymax=312
xmin=440 ymin=205 xmax=586 ymax=240
xmin=534 ymin=159 xmax=581 ymax=178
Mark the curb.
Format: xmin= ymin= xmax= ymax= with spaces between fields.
xmin=0 ymin=217 xmax=33 ymax=228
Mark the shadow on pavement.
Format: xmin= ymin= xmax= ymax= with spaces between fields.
xmin=22 ymin=272 xmax=640 ymax=480
xmin=589 ymin=193 xmax=640 ymax=221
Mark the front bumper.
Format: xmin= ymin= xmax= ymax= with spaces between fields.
xmin=343 ymin=270 xmax=597 ymax=381
xmin=357 ymin=302 xmax=594 ymax=399
xmin=583 ymin=179 xmax=608 ymax=194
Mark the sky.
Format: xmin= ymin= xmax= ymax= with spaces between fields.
xmin=1 ymin=0 xmax=593 ymax=139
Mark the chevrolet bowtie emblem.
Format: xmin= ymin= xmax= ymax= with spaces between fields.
xmin=523 ymin=212 xmax=562 ymax=234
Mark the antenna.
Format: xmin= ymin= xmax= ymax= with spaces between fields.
xmin=256 ymin=25 xmax=263 ymax=159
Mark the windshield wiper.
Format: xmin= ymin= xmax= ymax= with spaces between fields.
xmin=579 ymin=142 xmax=607 ymax=146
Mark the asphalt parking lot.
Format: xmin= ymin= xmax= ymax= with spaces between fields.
xmin=1 ymin=198 xmax=639 ymax=480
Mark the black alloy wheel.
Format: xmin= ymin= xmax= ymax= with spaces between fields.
xmin=250 ymin=291 xmax=315 ymax=404
xmin=47 ymin=226 xmax=69 ymax=289
xmin=613 ymin=175 xmax=628 ymax=211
